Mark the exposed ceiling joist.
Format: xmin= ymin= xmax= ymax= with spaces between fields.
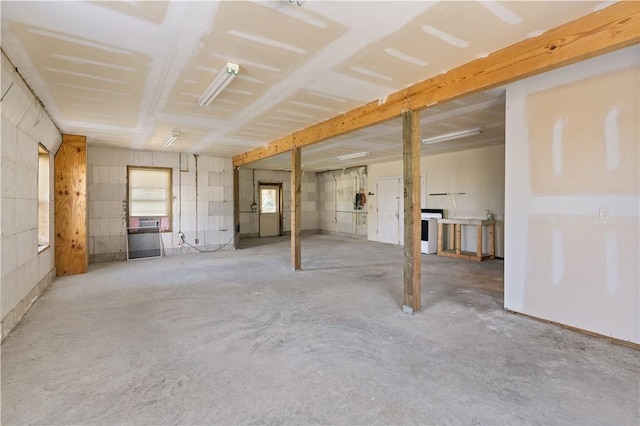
xmin=233 ymin=2 xmax=639 ymax=168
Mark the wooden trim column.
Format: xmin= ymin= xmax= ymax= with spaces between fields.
xmin=54 ymin=134 xmax=88 ymax=276
xmin=402 ymin=110 xmax=421 ymax=314
xmin=233 ymin=167 xmax=240 ymax=249
xmin=291 ymin=146 xmax=301 ymax=270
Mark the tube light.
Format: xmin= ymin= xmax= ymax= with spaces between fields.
xmin=337 ymin=151 xmax=369 ymax=161
xmin=162 ymin=130 xmax=180 ymax=147
xmin=421 ymin=127 xmax=484 ymax=145
xmin=198 ymin=62 xmax=240 ymax=107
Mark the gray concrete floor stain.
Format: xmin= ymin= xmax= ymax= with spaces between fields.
xmin=1 ymin=235 xmax=638 ymax=425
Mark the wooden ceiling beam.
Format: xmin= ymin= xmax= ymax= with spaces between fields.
xmin=233 ymin=2 xmax=639 ymax=167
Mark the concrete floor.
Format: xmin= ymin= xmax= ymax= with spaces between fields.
xmin=2 ymin=235 xmax=638 ymax=425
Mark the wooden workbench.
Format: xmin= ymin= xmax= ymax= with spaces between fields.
xmin=437 ymin=218 xmax=495 ymax=261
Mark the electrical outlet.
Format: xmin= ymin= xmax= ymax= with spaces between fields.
xmin=599 ymin=207 xmax=610 ymax=221
xmin=194 ymin=238 xmax=199 ymax=244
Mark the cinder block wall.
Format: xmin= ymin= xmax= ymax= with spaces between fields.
xmin=87 ymin=146 xmax=234 ymax=262
xmin=238 ymin=169 xmax=318 ymax=237
xmin=1 ymin=52 xmax=61 ymax=340
xmin=317 ymin=167 xmax=368 ymax=239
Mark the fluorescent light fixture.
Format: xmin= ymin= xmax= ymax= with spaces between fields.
xmin=198 ymin=62 xmax=240 ymax=107
xmin=337 ymin=151 xmax=369 ymax=161
xmin=162 ymin=130 xmax=180 ymax=147
xmin=422 ymin=127 xmax=484 ymax=145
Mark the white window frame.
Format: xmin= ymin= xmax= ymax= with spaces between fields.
xmin=38 ymin=144 xmax=50 ymax=252
xmin=127 ymin=166 xmax=172 ymax=232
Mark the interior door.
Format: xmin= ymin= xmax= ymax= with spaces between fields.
xmin=259 ymin=184 xmax=280 ymax=237
xmin=377 ymin=178 xmax=401 ymax=244
xmin=377 ymin=175 xmax=426 ymax=245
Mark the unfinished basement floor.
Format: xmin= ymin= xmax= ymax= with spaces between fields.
xmin=2 ymin=235 xmax=638 ymax=425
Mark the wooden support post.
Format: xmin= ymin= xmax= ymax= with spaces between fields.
xmin=233 ymin=167 xmax=240 ymax=249
xmin=402 ymin=110 xmax=421 ymax=314
xmin=291 ymin=146 xmax=301 ymax=270
xmin=477 ymin=224 xmax=483 ymax=258
xmin=489 ymin=223 xmax=495 ymax=259
xmin=437 ymin=222 xmax=443 ymax=254
xmin=55 ymin=134 xmax=88 ymax=276
xmin=455 ymin=224 xmax=462 ymax=255
xmin=448 ymin=223 xmax=454 ymax=251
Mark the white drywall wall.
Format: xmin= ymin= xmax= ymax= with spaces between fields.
xmin=504 ymin=45 xmax=639 ymax=343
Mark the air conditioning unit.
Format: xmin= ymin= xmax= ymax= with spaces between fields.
xmin=139 ymin=217 xmax=160 ymax=228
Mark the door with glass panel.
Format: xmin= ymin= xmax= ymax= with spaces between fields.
xmin=259 ymin=184 xmax=280 ymax=237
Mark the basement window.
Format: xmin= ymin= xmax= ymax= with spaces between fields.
xmin=38 ymin=145 xmax=50 ymax=252
xmin=127 ymin=167 xmax=172 ymax=232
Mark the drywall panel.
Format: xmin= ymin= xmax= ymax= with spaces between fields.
xmin=505 ymin=45 xmax=639 ymax=343
xmin=527 ymin=68 xmax=638 ymax=195
xmin=523 ymin=215 xmax=638 ymax=340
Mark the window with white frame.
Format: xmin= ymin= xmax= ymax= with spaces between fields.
xmin=127 ymin=167 xmax=172 ymax=232
xmin=38 ymin=145 xmax=50 ymax=251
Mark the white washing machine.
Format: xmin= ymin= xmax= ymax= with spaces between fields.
xmin=421 ymin=209 xmax=443 ymax=254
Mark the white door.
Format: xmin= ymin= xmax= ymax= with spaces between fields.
xmin=377 ymin=178 xmax=402 ymax=244
xmin=377 ymin=175 xmax=426 ymax=245
xmin=259 ymin=184 xmax=280 ymax=237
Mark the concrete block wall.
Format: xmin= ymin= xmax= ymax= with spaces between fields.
xmin=197 ymin=155 xmax=234 ymax=250
xmin=87 ymin=146 xmax=233 ymax=262
xmin=316 ymin=167 xmax=368 ymax=239
xmin=1 ymin=52 xmax=61 ymax=340
xmin=238 ymin=169 xmax=318 ymax=237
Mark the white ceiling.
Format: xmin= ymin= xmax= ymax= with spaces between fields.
xmin=1 ymin=1 xmax=606 ymax=171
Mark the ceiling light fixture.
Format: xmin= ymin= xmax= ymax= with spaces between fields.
xmin=162 ymin=130 xmax=180 ymax=147
xmin=198 ymin=62 xmax=240 ymax=107
xmin=422 ymin=127 xmax=484 ymax=145
xmin=337 ymin=152 xmax=369 ymax=161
